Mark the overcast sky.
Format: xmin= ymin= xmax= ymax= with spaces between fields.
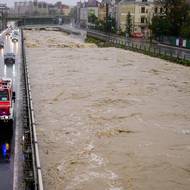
xmin=1 ymin=0 xmax=80 ymax=7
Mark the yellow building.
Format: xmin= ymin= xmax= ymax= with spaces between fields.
xmin=117 ymin=0 xmax=156 ymax=37
xmin=98 ymin=4 xmax=107 ymax=21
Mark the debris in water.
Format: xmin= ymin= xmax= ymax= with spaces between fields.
xmin=182 ymin=129 xmax=190 ymax=135
xmin=96 ymin=128 xmax=133 ymax=138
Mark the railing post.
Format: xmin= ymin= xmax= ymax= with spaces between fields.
xmin=184 ymin=54 xmax=186 ymax=61
xmin=170 ymin=51 xmax=172 ymax=58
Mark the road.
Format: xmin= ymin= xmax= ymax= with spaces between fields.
xmin=0 ymin=31 xmax=22 ymax=190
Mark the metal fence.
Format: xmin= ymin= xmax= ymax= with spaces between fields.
xmin=87 ymin=31 xmax=190 ymax=64
xmin=157 ymin=36 xmax=190 ymax=49
xmin=108 ymin=38 xmax=189 ymax=60
xmin=21 ymin=28 xmax=44 ymax=190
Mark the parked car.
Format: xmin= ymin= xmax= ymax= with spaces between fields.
xmin=5 ymin=28 xmax=11 ymax=36
xmin=11 ymin=30 xmax=19 ymax=39
xmin=4 ymin=53 xmax=16 ymax=64
xmin=13 ymin=30 xmax=19 ymax=36
xmin=131 ymin=32 xmax=144 ymax=38
xmin=12 ymin=36 xmax=18 ymax=42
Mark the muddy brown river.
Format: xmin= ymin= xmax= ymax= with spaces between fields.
xmin=25 ymin=30 xmax=190 ymax=190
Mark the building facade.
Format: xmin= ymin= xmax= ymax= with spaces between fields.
xmin=74 ymin=0 xmax=161 ymax=34
xmin=117 ymin=0 xmax=157 ymax=36
xmin=14 ymin=1 xmax=71 ymax=16
xmin=14 ymin=1 xmax=49 ymax=16
xmin=79 ymin=0 xmax=99 ymax=28
xmin=98 ymin=4 xmax=107 ymax=21
xmin=33 ymin=1 xmax=49 ymax=15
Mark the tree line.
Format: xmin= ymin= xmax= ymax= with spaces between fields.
xmin=150 ymin=0 xmax=190 ymax=38
xmin=88 ymin=13 xmax=117 ymax=33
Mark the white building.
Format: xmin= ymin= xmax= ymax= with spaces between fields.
xmin=14 ymin=1 xmax=49 ymax=16
xmin=79 ymin=0 xmax=99 ymax=28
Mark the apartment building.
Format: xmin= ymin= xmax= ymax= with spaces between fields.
xmin=98 ymin=3 xmax=107 ymax=21
xmin=14 ymin=1 xmax=34 ymax=16
xmin=117 ymin=0 xmax=156 ymax=36
xmin=101 ymin=0 xmax=120 ymax=18
xmin=79 ymin=0 xmax=99 ymax=28
xmin=33 ymin=1 xmax=49 ymax=15
xmin=14 ymin=1 xmax=48 ymax=16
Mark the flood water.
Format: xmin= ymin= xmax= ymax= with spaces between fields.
xmin=25 ymin=29 xmax=190 ymax=190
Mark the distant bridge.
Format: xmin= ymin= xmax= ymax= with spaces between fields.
xmin=6 ymin=15 xmax=71 ymax=25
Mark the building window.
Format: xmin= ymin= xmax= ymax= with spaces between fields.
xmin=142 ymin=0 xmax=147 ymax=2
xmin=155 ymin=7 xmax=158 ymax=14
xmin=160 ymin=7 xmax=163 ymax=13
xmin=141 ymin=26 xmax=145 ymax=32
xmin=141 ymin=7 xmax=145 ymax=13
xmin=141 ymin=17 xmax=146 ymax=23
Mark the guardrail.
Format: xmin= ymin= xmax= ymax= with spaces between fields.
xmin=21 ymin=28 xmax=44 ymax=190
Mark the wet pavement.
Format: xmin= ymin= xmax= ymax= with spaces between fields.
xmin=0 ymin=31 xmax=22 ymax=190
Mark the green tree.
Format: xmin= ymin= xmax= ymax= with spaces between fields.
xmin=180 ymin=24 xmax=190 ymax=38
xmin=149 ymin=16 xmax=171 ymax=37
xmin=126 ymin=12 xmax=132 ymax=36
xmin=88 ymin=14 xmax=98 ymax=24
xmin=151 ymin=0 xmax=190 ymax=37
xmin=105 ymin=16 xmax=116 ymax=33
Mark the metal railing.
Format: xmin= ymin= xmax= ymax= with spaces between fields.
xmin=21 ymin=28 xmax=44 ymax=190
xmin=87 ymin=30 xmax=190 ymax=64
